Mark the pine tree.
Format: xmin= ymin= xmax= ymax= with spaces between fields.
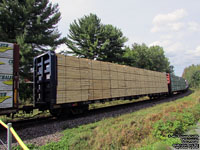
xmin=0 ymin=0 xmax=65 ymax=80
xmin=0 ymin=0 xmax=65 ymax=50
xmin=0 ymin=0 xmax=65 ymax=101
xmin=66 ymin=13 xmax=127 ymax=63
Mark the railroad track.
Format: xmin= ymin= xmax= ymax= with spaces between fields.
xmin=0 ymin=90 xmax=192 ymax=147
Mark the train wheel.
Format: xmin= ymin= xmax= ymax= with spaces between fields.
xmin=83 ymin=104 xmax=89 ymax=112
xmin=50 ymin=108 xmax=71 ymax=117
xmin=70 ymin=105 xmax=89 ymax=115
xmin=49 ymin=108 xmax=63 ymax=117
xmin=149 ymin=96 xmax=154 ymax=100
xmin=70 ymin=106 xmax=85 ymax=115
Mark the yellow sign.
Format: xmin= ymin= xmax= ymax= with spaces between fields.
xmin=0 ymin=47 xmax=12 ymax=53
xmin=0 ymin=96 xmax=11 ymax=103
xmin=3 ymin=80 xmax=13 ymax=85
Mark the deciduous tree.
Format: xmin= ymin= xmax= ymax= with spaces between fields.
xmin=123 ymin=43 xmax=171 ymax=72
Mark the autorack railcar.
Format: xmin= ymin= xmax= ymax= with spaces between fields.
xmin=33 ymin=51 xmax=188 ymax=116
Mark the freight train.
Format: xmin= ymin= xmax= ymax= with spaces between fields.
xmin=33 ymin=51 xmax=188 ymax=116
xmin=0 ymin=42 xmax=188 ymax=117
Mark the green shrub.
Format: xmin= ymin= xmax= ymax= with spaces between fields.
xmin=153 ymin=111 xmax=196 ymax=140
xmin=13 ymin=144 xmax=39 ymax=150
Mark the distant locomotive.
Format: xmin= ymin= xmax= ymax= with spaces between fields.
xmin=0 ymin=42 xmax=188 ymax=117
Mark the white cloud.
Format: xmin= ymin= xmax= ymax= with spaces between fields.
xmin=160 ymin=34 xmax=173 ymax=40
xmin=150 ymin=40 xmax=183 ymax=58
xmin=188 ymin=22 xmax=200 ymax=32
xmin=151 ymin=26 xmax=160 ymax=33
xmin=151 ymin=9 xmax=187 ymax=33
xmin=165 ymin=42 xmax=183 ymax=54
xmin=149 ymin=40 xmax=171 ymax=47
xmin=151 ymin=22 xmax=185 ymax=32
xmin=185 ymin=46 xmax=200 ymax=57
xmin=152 ymin=9 xmax=187 ymax=25
xmin=168 ymin=22 xmax=185 ymax=31
xmin=126 ymin=36 xmax=145 ymax=46
xmin=54 ymin=0 xmax=94 ymax=19
xmin=50 ymin=0 xmax=95 ymax=37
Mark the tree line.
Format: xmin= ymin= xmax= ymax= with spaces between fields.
xmin=0 ymin=0 xmax=174 ymax=101
xmin=182 ymin=64 xmax=200 ymax=88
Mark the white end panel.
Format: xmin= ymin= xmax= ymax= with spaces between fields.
xmin=0 ymin=42 xmax=14 ymax=108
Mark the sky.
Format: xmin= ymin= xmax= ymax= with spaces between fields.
xmin=50 ymin=0 xmax=200 ymax=76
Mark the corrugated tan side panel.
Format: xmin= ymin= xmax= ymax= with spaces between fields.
xmin=56 ymin=54 xmax=168 ymax=104
xmin=118 ymin=80 xmax=126 ymax=88
xmin=124 ymin=73 xmax=130 ymax=80
xmin=66 ymin=67 xmax=80 ymax=79
xmin=79 ymin=58 xmax=91 ymax=69
xmin=101 ymin=71 xmax=110 ymax=79
xmin=65 ymin=56 xmax=80 ymax=68
xmin=117 ymin=64 xmax=125 ymax=72
xmin=65 ymin=79 xmax=81 ymax=90
xmin=65 ymin=90 xmax=81 ymax=102
xmin=103 ymin=89 xmax=111 ymax=99
xmin=119 ymin=89 xmax=126 ymax=97
xmin=82 ymin=90 xmax=88 ymax=101
xmin=56 ymin=55 xmax=66 ymax=104
xmin=93 ymin=89 xmax=102 ymax=99
xmin=109 ymin=63 xmax=118 ymax=72
xmin=93 ymin=80 xmax=102 ymax=90
xmin=57 ymin=55 xmax=82 ymax=104
xmin=118 ymin=72 xmax=124 ymax=80
xmin=80 ymin=69 xmax=92 ymax=79
xmin=101 ymin=61 xmax=109 ymax=71
xmin=102 ymin=80 xmax=110 ymax=89
xmin=56 ymin=91 xmax=65 ymax=104
xmin=81 ymin=79 xmax=90 ymax=90
xmin=111 ymin=89 xmax=120 ymax=97
xmin=92 ymin=70 xmax=101 ymax=79
xmin=111 ymin=80 xmax=118 ymax=89
xmin=124 ymin=66 xmax=130 ymax=73
xmin=110 ymin=71 xmax=118 ymax=80
xmin=57 ymin=54 xmax=65 ymax=66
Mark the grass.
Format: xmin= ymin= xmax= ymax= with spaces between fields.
xmin=33 ymin=89 xmax=200 ymax=150
xmin=10 ymin=89 xmax=200 ymax=150
xmin=0 ymin=109 xmax=50 ymax=123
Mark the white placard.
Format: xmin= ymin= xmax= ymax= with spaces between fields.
xmin=0 ymin=42 xmax=14 ymax=108
xmin=0 ymin=74 xmax=13 ymax=90
xmin=0 ymin=57 xmax=13 ymax=74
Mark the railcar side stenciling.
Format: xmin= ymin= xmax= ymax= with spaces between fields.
xmin=0 ymin=42 xmax=14 ymax=109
